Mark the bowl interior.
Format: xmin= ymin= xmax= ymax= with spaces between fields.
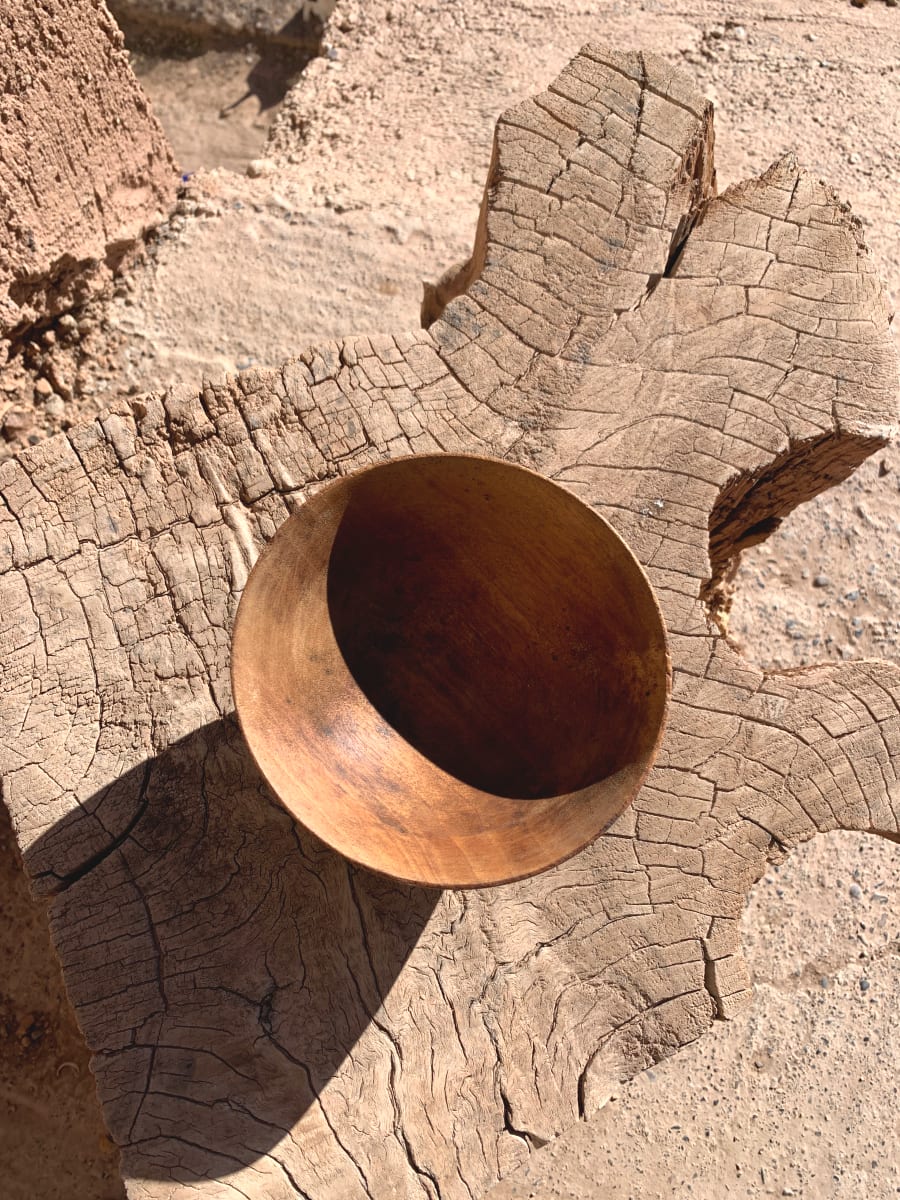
xmin=232 ymin=454 xmax=669 ymax=886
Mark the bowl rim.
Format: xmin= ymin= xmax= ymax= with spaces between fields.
xmin=230 ymin=450 xmax=672 ymax=889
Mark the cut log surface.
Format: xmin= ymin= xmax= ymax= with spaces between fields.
xmin=1 ymin=46 xmax=898 ymax=1200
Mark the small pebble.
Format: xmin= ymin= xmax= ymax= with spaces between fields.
xmin=33 ymin=377 xmax=53 ymax=399
xmin=860 ymin=979 xmax=870 ymax=992
xmin=820 ymin=976 xmax=829 ymax=988
xmin=849 ymin=883 xmax=862 ymax=899
xmin=50 ymin=372 xmax=71 ymax=400
xmin=2 ymin=408 xmax=32 ymax=439
xmin=45 ymin=394 xmax=65 ymax=420
xmin=247 ymin=157 xmax=275 ymax=179
xmin=813 ymin=574 xmax=830 ymax=588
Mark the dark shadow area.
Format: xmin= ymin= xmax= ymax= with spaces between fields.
xmin=325 ymin=455 xmax=669 ymax=800
xmin=25 ymin=717 xmax=440 ymax=1186
xmin=233 ymin=12 xmax=327 ymax=113
xmin=110 ymin=6 xmax=328 ymax=112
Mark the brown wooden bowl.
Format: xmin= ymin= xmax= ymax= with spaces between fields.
xmin=231 ymin=454 xmax=670 ymax=887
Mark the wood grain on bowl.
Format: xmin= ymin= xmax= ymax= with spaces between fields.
xmin=231 ymin=454 xmax=671 ymax=887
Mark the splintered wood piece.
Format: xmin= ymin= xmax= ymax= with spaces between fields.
xmin=232 ymin=454 xmax=670 ymax=887
xmin=1 ymin=45 xmax=898 ymax=1200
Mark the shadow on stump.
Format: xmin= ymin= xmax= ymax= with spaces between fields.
xmin=26 ymin=718 xmax=440 ymax=1185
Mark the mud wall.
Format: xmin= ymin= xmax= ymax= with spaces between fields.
xmin=0 ymin=0 xmax=176 ymax=351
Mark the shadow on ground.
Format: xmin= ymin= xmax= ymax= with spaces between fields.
xmin=25 ymin=717 xmax=440 ymax=1185
xmin=111 ymin=5 xmax=327 ymax=111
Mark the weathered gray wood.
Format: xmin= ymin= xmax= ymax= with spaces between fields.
xmin=1 ymin=46 xmax=898 ymax=1200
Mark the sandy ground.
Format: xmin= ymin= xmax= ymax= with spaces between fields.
xmin=489 ymin=831 xmax=899 ymax=1199
xmin=1 ymin=1 xmax=899 ymax=1197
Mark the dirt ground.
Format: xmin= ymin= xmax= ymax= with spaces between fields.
xmin=490 ymin=830 xmax=899 ymax=1199
xmin=1 ymin=1 xmax=898 ymax=1197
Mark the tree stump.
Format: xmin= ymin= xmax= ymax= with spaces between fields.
xmin=1 ymin=46 xmax=898 ymax=1200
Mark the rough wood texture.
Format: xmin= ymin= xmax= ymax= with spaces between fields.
xmin=232 ymin=454 xmax=670 ymax=887
xmin=1 ymin=46 xmax=898 ymax=1200
xmin=0 ymin=0 xmax=176 ymax=350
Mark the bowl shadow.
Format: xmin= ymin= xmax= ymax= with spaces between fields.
xmin=26 ymin=716 xmax=440 ymax=1186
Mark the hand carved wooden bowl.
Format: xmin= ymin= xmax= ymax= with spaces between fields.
xmin=231 ymin=454 xmax=671 ymax=887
